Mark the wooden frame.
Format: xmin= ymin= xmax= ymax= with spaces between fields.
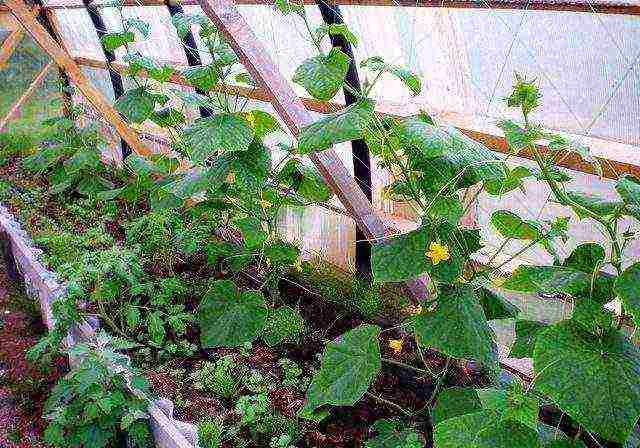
xmin=0 ymin=61 xmax=54 ymax=131
xmin=5 ymin=0 xmax=152 ymax=160
xmin=73 ymin=56 xmax=640 ymax=180
xmin=0 ymin=28 xmax=23 ymax=69
xmin=31 ymin=0 xmax=640 ymax=16
xmin=198 ymin=0 xmax=430 ymax=300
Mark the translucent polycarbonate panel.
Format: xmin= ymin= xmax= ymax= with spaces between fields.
xmin=475 ymin=157 xmax=640 ymax=270
xmin=0 ymin=34 xmax=62 ymax=130
xmin=100 ymin=6 xmax=187 ymax=65
xmin=182 ymin=4 xmax=345 ymax=103
xmin=339 ymin=6 xmax=640 ymax=146
xmin=53 ymin=9 xmax=104 ymax=60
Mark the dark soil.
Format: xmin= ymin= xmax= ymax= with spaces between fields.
xmin=0 ymin=261 xmax=66 ymax=447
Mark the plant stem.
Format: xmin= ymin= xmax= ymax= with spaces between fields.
xmin=365 ymin=392 xmax=413 ymax=416
xmin=381 ymin=357 xmax=429 ymax=374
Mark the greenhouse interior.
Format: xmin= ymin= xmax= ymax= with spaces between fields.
xmin=0 ymin=0 xmax=639 ymax=446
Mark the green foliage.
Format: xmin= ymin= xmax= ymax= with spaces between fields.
xmin=305 ymin=324 xmax=381 ymax=412
xmin=413 ymin=286 xmax=498 ymax=367
xmin=43 ymin=333 xmax=152 ymax=448
xmin=183 ymin=114 xmax=253 ymax=162
xmin=533 ymin=321 xmax=640 ymax=443
xmin=361 ymin=56 xmax=421 ymax=96
xmin=262 ymin=305 xmax=305 ymax=346
xmin=191 ymin=355 xmax=244 ymax=400
xmin=198 ymin=417 xmax=224 ymax=448
xmin=364 ymin=419 xmax=424 ymax=447
xmin=197 ymin=280 xmax=268 ymax=348
xmin=292 ymin=48 xmax=350 ymax=100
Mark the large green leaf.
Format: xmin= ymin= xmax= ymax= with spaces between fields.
xmin=433 ymin=411 xmax=496 ymax=448
xmin=476 ymin=420 xmax=542 ymax=448
xmin=197 ymin=280 xmax=268 ymax=348
xmin=432 ymin=387 xmax=482 ymax=426
xmin=491 ymin=210 xmax=541 ymax=240
xmin=509 ymin=320 xmax=547 ymax=358
xmin=293 ymin=47 xmax=350 ymax=100
xmin=563 ymin=243 xmax=605 ymax=274
xmin=566 ymin=191 xmax=623 ymax=219
xmin=478 ymin=288 xmax=519 ymax=320
xmin=182 ymin=64 xmax=222 ymax=91
xmin=364 ymin=419 xmax=424 ymax=448
xmin=101 ymin=31 xmax=134 ymax=52
xmin=361 ymin=56 xmax=421 ymax=96
xmin=278 ymin=159 xmax=333 ymax=203
xmin=533 ymin=321 xmax=640 ymax=443
xmin=234 ymin=217 xmax=267 ymax=249
xmin=501 ymin=265 xmax=589 ymax=296
xmin=397 ymin=117 xmax=447 ymax=158
xmin=233 ymin=140 xmax=271 ymax=193
xmin=484 ymin=166 xmax=532 ymax=196
xmin=413 ymin=286 xmax=498 ymax=367
xmin=616 ymin=175 xmax=640 ymax=209
xmin=371 ymin=226 xmax=430 ymax=283
xmin=298 ymin=99 xmax=375 ymax=153
xmin=616 ymin=175 xmax=640 ymax=220
xmin=115 ymin=88 xmax=156 ymax=124
xmin=615 ymin=262 xmax=640 ymax=327
xmin=304 ymin=324 xmax=381 ymax=411
xmin=183 ymin=114 xmax=253 ymax=162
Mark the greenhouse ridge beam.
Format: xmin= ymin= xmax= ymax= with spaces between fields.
xmin=317 ymin=0 xmax=373 ymax=278
xmin=197 ymin=0 xmax=431 ymax=301
xmin=74 ymin=56 xmax=640 ymax=180
xmin=5 ymin=0 xmax=153 ymax=159
xmin=36 ymin=0 xmax=640 ymax=16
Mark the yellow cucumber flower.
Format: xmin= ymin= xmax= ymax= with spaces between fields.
xmin=389 ymin=339 xmax=404 ymax=354
xmin=426 ymin=241 xmax=450 ymax=265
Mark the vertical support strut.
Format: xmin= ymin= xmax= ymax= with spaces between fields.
xmin=316 ymin=0 xmax=372 ymax=279
xmin=164 ymin=0 xmax=213 ymax=118
xmin=82 ymin=0 xmax=131 ymax=159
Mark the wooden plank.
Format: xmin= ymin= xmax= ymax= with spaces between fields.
xmin=5 ymin=0 xmax=152 ymax=160
xmin=0 ymin=61 xmax=53 ymax=131
xmin=0 ymin=29 xmax=23 ymax=69
xmin=74 ymin=55 xmax=640 ymax=180
xmin=39 ymin=0 xmax=640 ymax=16
xmin=197 ymin=0 xmax=429 ymax=300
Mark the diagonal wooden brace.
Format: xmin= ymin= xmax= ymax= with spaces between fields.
xmin=4 ymin=0 xmax=152 ymax=159
xmin=0 ymin=61 xmax=53 ymax=131
xmin=197 ymin=0 xmax=429 ymax=301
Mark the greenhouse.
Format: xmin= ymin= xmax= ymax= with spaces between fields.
xmin=0 ymin=0 xmax=639 ymax=446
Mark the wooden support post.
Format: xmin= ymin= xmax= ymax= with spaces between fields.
xmin=197 ymin=0 xmax=429 ymax=301
xmin=0 ymin=61 xmax=53 ymax=131
xmin=5 ymin=0 xmax=152 ymax=158
xmin=0 ymin=29 xmax=23 ymax=69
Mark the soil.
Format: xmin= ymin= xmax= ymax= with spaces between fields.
xmin=0 ymin=261 xmax=66 ymax=448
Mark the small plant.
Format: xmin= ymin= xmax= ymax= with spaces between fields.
xmin=42 ymin=332 xmax=152 ymax=448
xmin=192 ymin=355 xmax=244 ymax=400
xmin=198 ymin=417 xmax=224 ymax=448
xmin=277 ymin=358 xmax=307 ymax=391
xmin=234 ymin=393 xmax=298 ymax=445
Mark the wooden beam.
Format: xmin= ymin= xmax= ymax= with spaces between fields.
xmin=74 ymin=55 xmax=640 ymax=180
xmin=5 ymin=0 xmax=152 ymax=160
xmin=40 ymin=0 xmax=640 ymax=16
xmin=0 ymin=61 xmax=53 ymax=131
xmin=197 ymin=0 xmax=429 ymax=301
xmin=0 ymin=29 xmax=23 ymax=69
